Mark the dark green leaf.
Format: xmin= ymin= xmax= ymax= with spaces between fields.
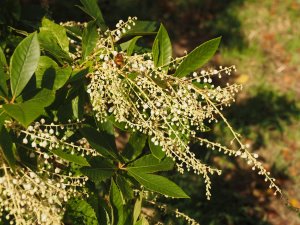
xmin=65 ymin=25 xmax=83 ymax=37
xmin=82 ymin=21 xmax=99 ymax=59
xmin=116 ymin=175 xmax=134 ymax=200
xmin=0 ymin=110 xmax=9 ymax=127
xmin=3 ymin=89 xmax=55 ymax=127
xmin=87 ymin=193 xmax=113 ymax=225
xmin=120 ymin=36 xmax=142 ymax=56
xmin=80 ymin=126 xmax=119 ymax=160
xmin=174 ymin=37 xmax=221 ymax=78
xmin=110 ymin=179 xmax=124 ymax=225
xmin=79 ymin=0 xmax=106 ymax=29
xmin=80 ymin=157 xmax=116 ymax=183
xmin=35 ymin=56 xmax=71 ymax=90
xmin=0 ymin=126 xmax=16 ymax=169
xmin=108 ymin=115 xmax=129 ymax=131
xmin=65 ymin=198 xmax=98 ymax=225
xmin=127 ymin=154 xmax=174 ymax=173
xmin=0 ymin=47 xmax=7 ymax=67
xmin=148 ymin=137 xmax=165 ymax=160
xmin=69 ymin=68 xmax=89 ymax=82
xmin=122 ymin=132 xmax=147 ymax=161
xmin=97 ymin=120 xmax=115 ymax=136
xmin=51 ymin=149 xmax=90 ymax=166
xmin=10 ymin=32 xmax=40 ymax=98
xmin=0 ymin=64 xmax=8 ymax=97
xmin=152 ymin=24 xmax=172 ymax=71
xmin=128 ymin=171 xmax=189 ymax=198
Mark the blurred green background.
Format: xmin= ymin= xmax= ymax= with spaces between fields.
xmin=1 ymin=0 xmax=300 ymax=224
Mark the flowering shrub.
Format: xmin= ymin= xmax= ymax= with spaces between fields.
xmin=0 ymin=0 xmax=281 ymax=224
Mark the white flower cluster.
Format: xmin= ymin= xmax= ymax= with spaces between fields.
xmin=112 ymin=17 xmax=137 ymax=41
xmin=147 ymin=200 xmax=199 ymax=225
xmin=86 ymin=18 xmax=281 ymax=199
xmin=19 ymin=119 xmax=99 ymax=157
xmin=174 ymin=209 xmax=200 ymax=225
xmin=0 ymin=163 xmax=86 ymax=225
xmin=0 ymin=120 xmax=91 ymax=224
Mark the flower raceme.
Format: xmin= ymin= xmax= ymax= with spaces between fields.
xmin=0 ymin=120 xmax=89 ymax=225
xmin=86 ymin=18 xmax=281 ymax=200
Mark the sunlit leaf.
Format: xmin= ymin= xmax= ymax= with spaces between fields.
xmin=35 ymin=56 xmax=71 ymax=90
xmin=128 ymin=170 xmax=189 ymax=198
xmin=127 ymin=154 xmax=174 ymax=173
xmin=51 ymin=149 xmax=90 ymax=166
xmin=3 ymin=89 xmax=55 ymax=127
xmin=152 ymin=24 xmax=172 ymax=71
xmin=174 ymin=37 xmax=221 ymax=78
xmin=10 ymin=32 xmax=40 ymax=98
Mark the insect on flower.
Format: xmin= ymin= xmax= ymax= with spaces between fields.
xmin=114 ymin=53 xmax=125 ymax=67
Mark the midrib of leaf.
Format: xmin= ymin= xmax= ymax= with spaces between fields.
xmin=128 ymin=163 xmax=165 ymax=169
xmin=82 ymin=167 xmax=115 ymax=171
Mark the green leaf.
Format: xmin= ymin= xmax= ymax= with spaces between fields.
xmin=123 ymin=21 xmax=158 ymax=37
xmin=122 ymin=132 xmax=147 ymax=161
xmin=97 ymin=120 xmax=115 ymax=136
xmin=38 ymin=32 xmax=71 ymax=62
xmin=120 ymin=36 xmax=142 ymax=56
xmin=133 ymin=195 xmax=142 ymax=224
xmin=148 ymin=137 xmax=165 ymax=160
xmin=51 ymin=149 xmax=90 ymax=166
xmin=10 ymin=32 xmax=40 ymax=98
xmin=0 ymin=47 xmax=7 ymax=67
xmin=0 ymin=64 xmax=8 ymax=97
xmin=94 ymin=197 xmax=112 ymax=225
xmin=116 ymin=175 xmax=134 ymax=200
xmin=127 ymin=154 xmax=174 ymax=173
xmin=152 ymin=24 xmax=172 ymax=71
xmin=110 ymin=179 xmax=125 ymax=225
xmin=0 ymin=126 xmax=16 ymax=169
xmin=82 ymin=21 xmax=99 ymax=59
xmin=174 ymin=37 xmax=221 ymax=78
xmin=40 ymin=18 xmax=69 ymax=53
xmin=69 ymin=68 xmax=89 ymax=82
xmin=79 ymin=0 xmax=106 ymax=29
xmin=3 ymin=89 xmax=55 ymax=127
xmin=135 ymin=216 xmax=149 ymax=225
xmin=38 ymin=18 xmax=71 ymax=62
xmin=65 ymin=198 xmax=98 ymax=225
xmin=65 ymin=25 xmax=83 ymax=37
xmin=35 ymin=56 xmax=71 ymax=90
xmin=108 ymin=115 xmax=129 ymax=131
xmin=128 ymin=171 xmax=189 ymax=198
xmin=80 ymin=126 xmax=119 ymax=160
xmin=72 ymin=88 xmax=85 ymax=120
xmin=0 ymin=109 xmax=9 ymax=127
xmin=80 ymin=157 xmax=116 ymax=183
